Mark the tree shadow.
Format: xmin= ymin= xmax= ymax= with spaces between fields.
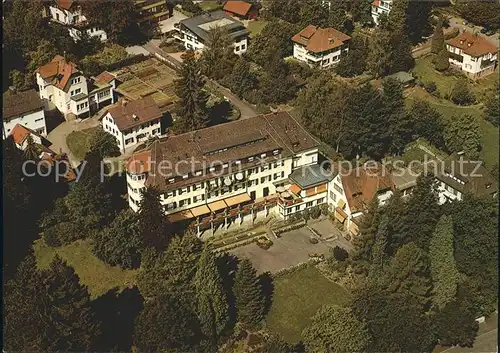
xmin=258 ymin=271 xmax=274 ymax=316
xmin=105 ymin=173 xmax=128 ymax=213
xmin=217 ymin=253 xmax=239 ymax=326
xmin=209 ymin=100 xmax=233 ymax=126
xmin=92 ymin=286 xmax=144 ymax=352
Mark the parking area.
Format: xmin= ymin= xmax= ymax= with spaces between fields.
xmin=229 ymin=221 xmax=351 ymax=274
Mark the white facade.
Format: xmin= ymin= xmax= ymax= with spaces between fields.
xmin=101 ymin=113 xmax=162 ymax=154
xmin=3 ymin=110 xmax=46 ymax=140
xmin=36 ymin=72 xmax=90 ymax=117
xmin=436 ymin=179 xmax=463 ymax=204
xmin=371 ymin=0 xmax=392 ymax=25
xmin=446 ymin=44 xmax=497 ymax=76
xmin=293 ymin=43 xmax=347 ymax=68
xmin=48 ymin=4 xmax=107 ymax=42
xmin=173 ymin=26 xmax=248 ymax=54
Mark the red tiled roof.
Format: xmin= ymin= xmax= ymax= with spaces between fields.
xmin=371 ymin=0 xmax=380 ymax=7
xmin=106 ymin=97 xmax=162 ymax=132
xmin=291 ymin=25 xmax=351 ymax=53
xmin=37 ymin=55 xmax=80 ymax=91
xmin=55 ymin=0 xmax=76 ymax=10
xmin=95 ymin=71 xmax=116 ymax=84
xmin=126 ymin=150 xmax=152 ymax=174
xmin=447 ymin=31 xmax=498 ymax=57
xmin=341 ymin=163 xmax=394 ymax=213
xmin=223 ymin=0 xmax=252 ymax=16
xmin=10 ymin=124 xmax=33 ymax=145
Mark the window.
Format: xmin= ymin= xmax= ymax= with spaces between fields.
xmin=261 ymin=153 xmax=266 ymax=158
xmin=287 ymin=208 xmax=292 ymax=214
xmin=306 ymin=201 xmax=313 ymax=208
xmin=166 ymin=202 xmax=176 ymax=210
xmin=248 ymin=156 xmax=254 ymax=162
xmin=168 ymin=178 xmax=175 ymax=183
xmin=261 ymin=177 xmax=265 ymax=183
xmin=295 ymin=206 xmax=300 ymax=212
xmin=280 ymin=171 xmax=284 ymax=178
xmin=125 ymin=138 xmax=134 ymax=145
xmin=235 ymin=46 xmax=240 ymax=51
xmin=330 ymin=190 xmax=336 ymax=201
xmin=334 ymin=183 xmax=343 ymax=194
xmin=317 ymin=198 xmax=324 ymax=205
xmin=241 ymin=44 xmax=246 ymax=50
xmin=35 ymin=118 xmax=44 ymax=122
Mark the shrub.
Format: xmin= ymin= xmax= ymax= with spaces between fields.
xmin=302 ymin=209 xmax=311 ymax=222
xmin=43 ymin=222 xmax=83 ymax=247
xmin=424 ymin=81 xmax=437 ymax=93
xmin=310 ymin=237 xmax=319 ymax=244
xmin=434 ymin=48 xmax=450 ymax=71
xmin=256 ymin=237 xmax=273 ymax=250
xmin=320 ymin=204 xmax=330 ymax=216
xmin=333 ymin=246 xmax=349 ymax=261
xmin=182 ymin=0 xmax=201 ymax=14
xmin=450 ymin=81 xmax=476 ymax=106
xmin=444 ymin=28 xmax=459 ymax=40
xmin=309 ymin=206 xmax=322 ymax=219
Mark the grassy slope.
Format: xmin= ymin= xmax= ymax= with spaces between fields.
xmin=406 ymin=86 xmax=498 ymax=169
xmin=33 ymin=239 xmax=138 ymax=299
xmin=247 ymin=20 xmax=268 ymax=37
xmin=66 ymin=126 xmax=100 ymax=161
xmin=266 ymin=265 xmax=350 ymax=343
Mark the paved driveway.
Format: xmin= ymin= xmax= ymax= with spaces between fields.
xmin=158 ymin=9 xmax=187 ymax=33
xmin=229 ymin=225 xmax=350 ymax=274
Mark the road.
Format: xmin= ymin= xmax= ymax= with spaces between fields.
xmin=141 ymin=40 xmax=258 ymax=119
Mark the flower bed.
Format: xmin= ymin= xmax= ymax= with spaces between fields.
xmin=256 ymin=236 xmax=273 ymax=250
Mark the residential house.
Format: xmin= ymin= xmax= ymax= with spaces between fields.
xmin=101 ymin=97 xmax=163 ymax=153
xmin=135 ymin=0 xmax=171 ymax=24
xmin=223 ymin=0 xmax=259 ymax=20
xmin=36 ymin=55 xmax=115 ymax=118
xmin=173 ymin=10 xmax=249 ymax=54
xmin=47 ymin=0 xmax=107 ymax=42
xmin=429 ymin=152 xmax=498 ymax=204
xmin=125 ymin=111 xmax=339 ymax=236
xmin=371 ymin=0 xmax=392 ymax=25
xmin=333 ymin=163 xmax=395 ymax=235
xmin=446 ymin=31 xmax=498 ymax=78
xmin=291 ymin=25 xmax=351 ymax=68
xmin=9 ymin=124 xmax=50 ymax=151
xmin=3 ymin=89 xmax=46 ymax=139
xmin=390 ymin=167 xmax=418 ymax=197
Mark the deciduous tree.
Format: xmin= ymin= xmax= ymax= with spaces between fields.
xmin=92 ymin=209 xmax=143 ymax=269
xmin=88 ymin=129 xmax=120 ymax=158
xmin=201 ymin=26 xmax=237 ymax=80
xmin=133 ymin=294 xmax=202 ymax=352
xmin=303 ymin=305 xmax=371 ymax=353
xmin=450 ymin=80 xmax=476 ymax=106
xmin=409 ymin=99 xmax=445 ymax=148
xmin=443 ymin=114 xmax=482 ymax=159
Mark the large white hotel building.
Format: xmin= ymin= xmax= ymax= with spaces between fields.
xmin=125 ymin=112 xmax=363 ymax=236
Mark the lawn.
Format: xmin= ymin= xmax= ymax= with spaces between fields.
xmin=411 ymin=55 xmax=497 ymax=100
xmin=66 ymin=126 xmax=100 ymax=161
xmin=199 ymin=1 xmax=223 ymax=12
xmin=266 ymin=265 xmax=351 ymax=343
xmin=247 ymin=20 xmax=268 ymax=37
xmin=406 ymin=87 xmax=499 ymax=169
xmin=33 ymin=239 xmax=138 ymax=299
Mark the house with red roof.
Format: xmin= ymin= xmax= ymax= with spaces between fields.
xmin=446 ymin=31 xmax=498 ymax=78
xmin=9 ymin=124 xmax=51 ymax=151
xmin=223 ymin=1 xmax=259 ymax=20
xmin=47 ymin=0 xmax=107 ymax=42
xmin=371 ymin=0 xmax=392 ymax=25
xmin=36 ymin=56 xmax=115 ymax=118
xmin=291 ymin=25 xmax=351 ymax=68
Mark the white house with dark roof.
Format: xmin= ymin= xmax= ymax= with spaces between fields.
xmin=47 ymin=0 xmax=108 ymax=42
xmin=371 ymin=0 xmax=392 ymax=25
xmin=173 ymin=10 xmax=249 ymax=54
xmin=100 ymin=97 xmax=163 ymax=153
xmin=3 ymin=89 xmax=46 ymax=139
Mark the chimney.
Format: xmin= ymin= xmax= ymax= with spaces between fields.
xmin=122 ymin=99 xmax=128 ymax=107
xmin=132 ymin=113 xmax=139 ymax=121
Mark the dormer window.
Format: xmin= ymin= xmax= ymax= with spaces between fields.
xmin=460 ymin=39 xmax=465 ymax=45
xmin=467 ymin=42 xmax=472 ymax=47
xmin=486 ymin=183 xmax=492 ymax=189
